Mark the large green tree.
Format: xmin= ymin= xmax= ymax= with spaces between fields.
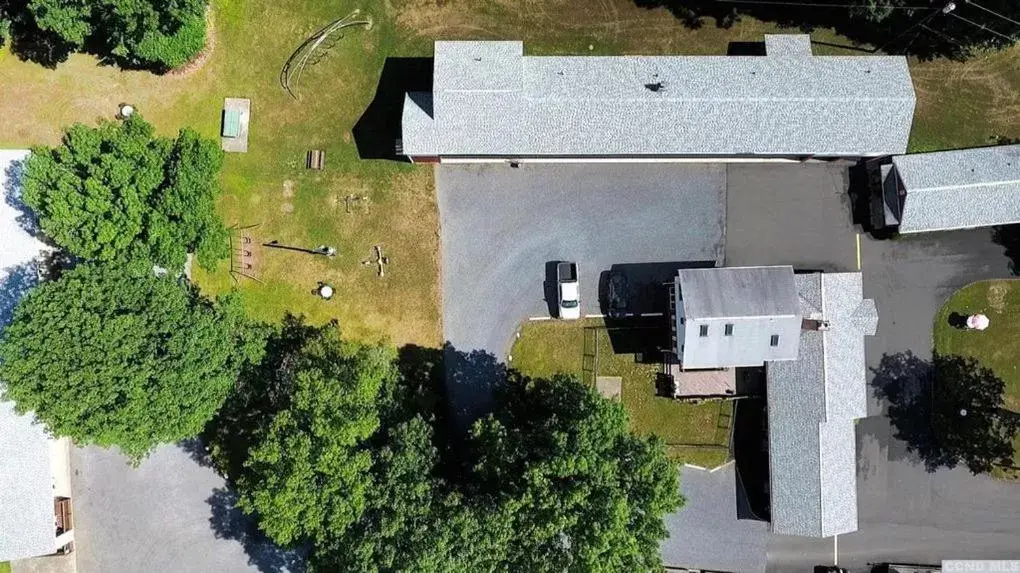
xmin=22 ymin=0 xmax=206 ymax=69
xmin=234 ymin=327 xmax=398 ymax=546
xmin=0 ymin=261 xmax=264 ymax=461
xmin=471 ymin=375 xmax=683 ymax=573
xmin=22 ymin=115 xmax=229 ymax=270
xmin=225 ymin=334 xmax=681 ymax=573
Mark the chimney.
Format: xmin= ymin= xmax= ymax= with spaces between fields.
xmin=802 ymin=318 xmax=830 ymax=331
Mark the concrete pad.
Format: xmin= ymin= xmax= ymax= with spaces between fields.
xmin=221 ymin=98 xmax=250 ymax=153
xmin=595 ymin=376 xmax=621 ymax=400
xmin=11 ymin=554 xmax=75 ymax=573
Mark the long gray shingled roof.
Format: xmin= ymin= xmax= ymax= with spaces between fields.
xmin=892 ymin=144 xmax=1020 ymax=233
xmin=401 ymin=36 xmax=915 ymax=158
xmin=0 ymin=402 xmax=54 ymax=561
xmin=766 ymin=272 xmax=878 ymax=538
xmin=679 ymin=265 xmax=798 ymax=319
xmin=0 ymin=150 xmax=56 ymax=562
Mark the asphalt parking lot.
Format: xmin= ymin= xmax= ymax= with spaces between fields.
xmin=72 ymin=444 xmax=301 ymax=573
xmin=437 ymin=162 xmax=726 ymax=357
xmin=661 ymin=463 xmax=768 ymax=573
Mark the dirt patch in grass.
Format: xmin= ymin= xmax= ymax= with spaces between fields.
xmin=988 ymin=281 xmax=1009 ymax=314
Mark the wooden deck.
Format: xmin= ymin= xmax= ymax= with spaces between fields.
xmin=665 ymin=354 xmax=736 ymax=397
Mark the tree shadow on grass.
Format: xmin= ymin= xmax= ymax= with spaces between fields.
xmin=207 ymin=487 xmax=308 ymax=573
xmin=872 ymin=351 xmax=1020 ymax=474
xmin=6 ymin=18 xmax=76 ymax=69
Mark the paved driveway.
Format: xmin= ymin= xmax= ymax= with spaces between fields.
xmin=725 ymin=163 xmax=858 ymax=272
xmin=661 ymin=463 xmax=768 ymax=573
xmin=768 ymin=229 xmax=1020 ymax=572
xmin=72 ymin=444 xmax=302 ymax=573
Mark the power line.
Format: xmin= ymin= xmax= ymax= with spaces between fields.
xmin=963 ymin=0 xmax=1020 ymax=28
xmin=950 ymin=11 xmax=1017 ymax=41
xmin=920 ymin=23 xmax=966 ymax=48
xmin=713 ymin=0 xmax=928 ymax=9
xmin=874 ymin=5 xmax=943 ymax=52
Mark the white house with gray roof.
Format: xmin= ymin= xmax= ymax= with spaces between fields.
xmin=400 ymin=35 xmax=915 ymax=163
xmin=671 ymin=266 xmax=801 ymax=369
xmin=880 ymin=144 xmax=1020 ymax=233
xmin=667 ymin=266 xmax=877 ymax=538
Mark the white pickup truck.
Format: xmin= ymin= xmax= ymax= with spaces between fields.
xmin=557 ymin=262 xmax=580 ymax=320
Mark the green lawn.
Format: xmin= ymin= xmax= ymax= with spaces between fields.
xmin=934 ymin=280 xmax=1020 ymax=479
xmin=3 ymin=1 xmax=1020 ymax=347
xmin=0 ymin=562 xmax=9 ymax=573
xmin=511 ymin=319 xmax=732 ymax=468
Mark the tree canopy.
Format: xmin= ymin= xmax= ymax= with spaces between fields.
xmin=470 ymin=375 xmax=683 ymax=573
xmin=22 ymin=115 xmax=229 ymax=270
xmin=13 ymin=0 xmax=207 ymax=70
xmin=217 ymin=331 xmax=682 ymax=573
xmin=235 ymin=328 xmax=397 ymax=547
xmin=0 ymin=261 xmax=265 ymax=461
xmin=636 ymin=0 xmax=1020 ymax=59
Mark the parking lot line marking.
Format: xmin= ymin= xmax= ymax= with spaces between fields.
xmin=856 ymin=233 xmax=862 ymax=271
xmin=528 ymin=316 xmax=552 ymax=321
xmin=640 ymin=312 xmax=665 ymax=318
xmin=833 ymin=534 xmax=839 ymax=566
xmin=585 ymin=313 xmax=605 ymax=319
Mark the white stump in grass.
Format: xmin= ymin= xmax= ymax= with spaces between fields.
xmin=318 ymin=284 xmax=334 ymax=300
xmin=966 ymin=313 xmax=989 ymax=331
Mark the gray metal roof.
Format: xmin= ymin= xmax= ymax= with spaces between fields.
xmin=891 ymin=145 xmax=1020 ymax=233
xmin=676 ymin=266 xmax=800 ymax=369
xmin=1 ymin=150 xmax=56 ymax=561
xmin=401 ymin=38 xmax=915 ymax=158
xmin=679 ymin=266 xmax=798 ymax=319
xmin=766 ymin=272 xmax=877 ymax=538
